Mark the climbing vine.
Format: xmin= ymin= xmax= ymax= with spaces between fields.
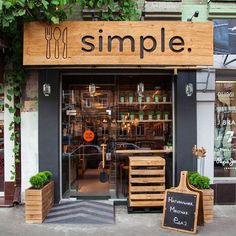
xmin=0 ymin=0 xmax=140 ymax=183
xmin=77 ymin=0 xmax=140 ymax=20
xmin=0 ymin=0 xmax=74 ymax=182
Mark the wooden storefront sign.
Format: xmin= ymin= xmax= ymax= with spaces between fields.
xmin=23 ymin=21 xmax=213 ymax=66
xmin=162 ymin=171 xmax=200 ymax=234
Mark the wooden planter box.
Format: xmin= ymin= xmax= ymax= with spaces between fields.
xmin=202 ymin=188 xmax=214 ymax=223
xmin=25 ymin=181 xmax=54 ymax=223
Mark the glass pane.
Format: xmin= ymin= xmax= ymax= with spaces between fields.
xmin=214 ymin=82 xmax=236 ymax=177
xmin=115 ymin=75 xmax=173 ymax=198
xmin=62 ymin=76 xmax=116 ymax=198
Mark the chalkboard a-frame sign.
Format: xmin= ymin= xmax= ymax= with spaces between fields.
xmin=162 ymin=171 xmax=200 ymax=234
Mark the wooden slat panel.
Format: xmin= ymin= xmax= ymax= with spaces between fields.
xmin=23 ymin=21 xmax=213 ymax=66
xmin=130 ymin=169 xmax=165 ymax=175
xmin=130 ymin=194 xmax=164 ymax=200
xmin=130 ymin=186 xmax=165 ymax=192
xmin=25 ymin=195 xmax=42 ymax=201
xmin=25 ymin=214 xmax=43 ymax=220
xmin=130 ymin=177 xmax=165 ymax=183
xmin=203 ymin=196 xmax=214 ymax=201
xmin=130 ymin=160 xmax=165 ymax=166
xmin=130 ymin=200 xmax=164 ymax=207
xmin=25 ymin=189 xmax=42 ymax=197
xmin=25 ymin=205 xmax=42 ymax=211
xmin=26 ymin=201 xmax=43 ymax=206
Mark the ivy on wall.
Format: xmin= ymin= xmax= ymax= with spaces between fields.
xmin=0 ymin=0 xmax=140 ymax=183
xmin=77 ymin=0 xmax=140 ymax=20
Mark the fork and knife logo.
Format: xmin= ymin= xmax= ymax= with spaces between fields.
xmin=45 ymin=26 xmax=68 ymax=59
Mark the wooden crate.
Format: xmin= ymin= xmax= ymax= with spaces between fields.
xmin=25 ymin=181 xmax=54 ymax=223
xmin=129 ymin=156 xmax=165 ymax=208
xmin=202 ymin=188 xmax=214 ymax=223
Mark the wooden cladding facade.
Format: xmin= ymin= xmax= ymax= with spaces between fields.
xmin=23 ymin=21 xmax=213 ymax=66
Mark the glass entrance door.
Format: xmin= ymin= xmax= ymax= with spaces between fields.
xmin=61 ymin=73 xmax=173 ymax=200
xmin=62 ymin=76 xmax=117 ymax=198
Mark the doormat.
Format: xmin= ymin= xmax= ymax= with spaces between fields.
xmin=44 ymin=200 xmax=115 ymax=224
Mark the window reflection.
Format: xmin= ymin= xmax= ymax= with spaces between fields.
xmin=214 ymin=82 xmax=236 ymax=177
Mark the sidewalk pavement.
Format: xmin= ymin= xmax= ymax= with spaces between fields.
xmin=0 ymin=204 xmax=235 ymax=236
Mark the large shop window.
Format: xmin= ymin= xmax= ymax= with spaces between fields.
xmin=215 ymin=81 xmax=236 ymax=177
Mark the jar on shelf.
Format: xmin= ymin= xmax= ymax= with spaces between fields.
xmin=146 ymin=95 xmax=151 ymax=103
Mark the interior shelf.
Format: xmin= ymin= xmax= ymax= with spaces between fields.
xmin=118 ymin=102 xmax=172 ymax=105
xmin=117 ymin=119 xmax=172 ymax=123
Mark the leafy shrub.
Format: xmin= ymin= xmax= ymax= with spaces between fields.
xmin=195 ymin=176 xmax=210 ymax=189
xmin=43 ymin=171 xmax=53 ymax=181
xmin=188 ymin=172 xmax=200 ymax=186
xmin=37 ymin=172 xmax=48 ymax=185
xmin=29 ymin=175 xmax=44 ymax=189
xmin=188 ymin=171 xmax=210 ymax=189
xmin=29 ymin=171 xmax=53 ymax=189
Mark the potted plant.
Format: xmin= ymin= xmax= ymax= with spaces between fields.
xmin=130 ymin=112 xmax=135 ymax=120
xmin=146 ymin=95 xmax=151 ymax=103
xmin=128 ymin=93 xmax=134 ymax=103
xmin=138 ymin=96 xmax=142 ymax=103
xmin=120 ymin=95 xmax=125 ymax=103
xmin=188 ymin=171 xmax=214 ymax=223
xmin=164 ymin=111 xmax=169 ymax=120
xmin=25 ymin=171 xmax=54 ymax=223
xmin=162 ymin=94 xmax=167 ymax=102
xmin=148 ymin=111 xmax=154 ymax=120
xmin=139 ymin=111 xmax=144 ymax=121
xmin=156 ymin=111 xmax=161 ymax=120
xmin=154 ymin=95 xmax=159 ymax=103
xmin=120 ymin=112 xmax=125 ymax=120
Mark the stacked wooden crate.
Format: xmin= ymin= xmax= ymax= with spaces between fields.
xmin=128 ymin=156 xmax=166 ymax=209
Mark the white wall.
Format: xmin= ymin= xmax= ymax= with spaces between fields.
xmin=197 ymin=70 xmax=215 ymax=183
xmin=21 ymin=112 xmax=38 ymax=201
xmin=4 ymin=86 xmax=14 ymax=183
xmin=21 ymin=71 xmax=38 ymax=201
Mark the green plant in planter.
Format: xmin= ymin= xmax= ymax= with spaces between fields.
xmin=37 ymin=172 xmax=48 ymax=185
xmin=188 ymin=171 xmax=200 ymax=186
xmin=43 ymin=171 xmax=53 ymax=181
xmin=188 ymin=171 xmax=210 ymax=189
xmin=29 ymin=175 xmax=44 ymax=189
xmin=195 ymin=176 xmax=210 ymax=189
xmin=156 ymin=111 xmax=161 ymax=119
xmin=29 ymin=171 xmax=53 ymax=189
